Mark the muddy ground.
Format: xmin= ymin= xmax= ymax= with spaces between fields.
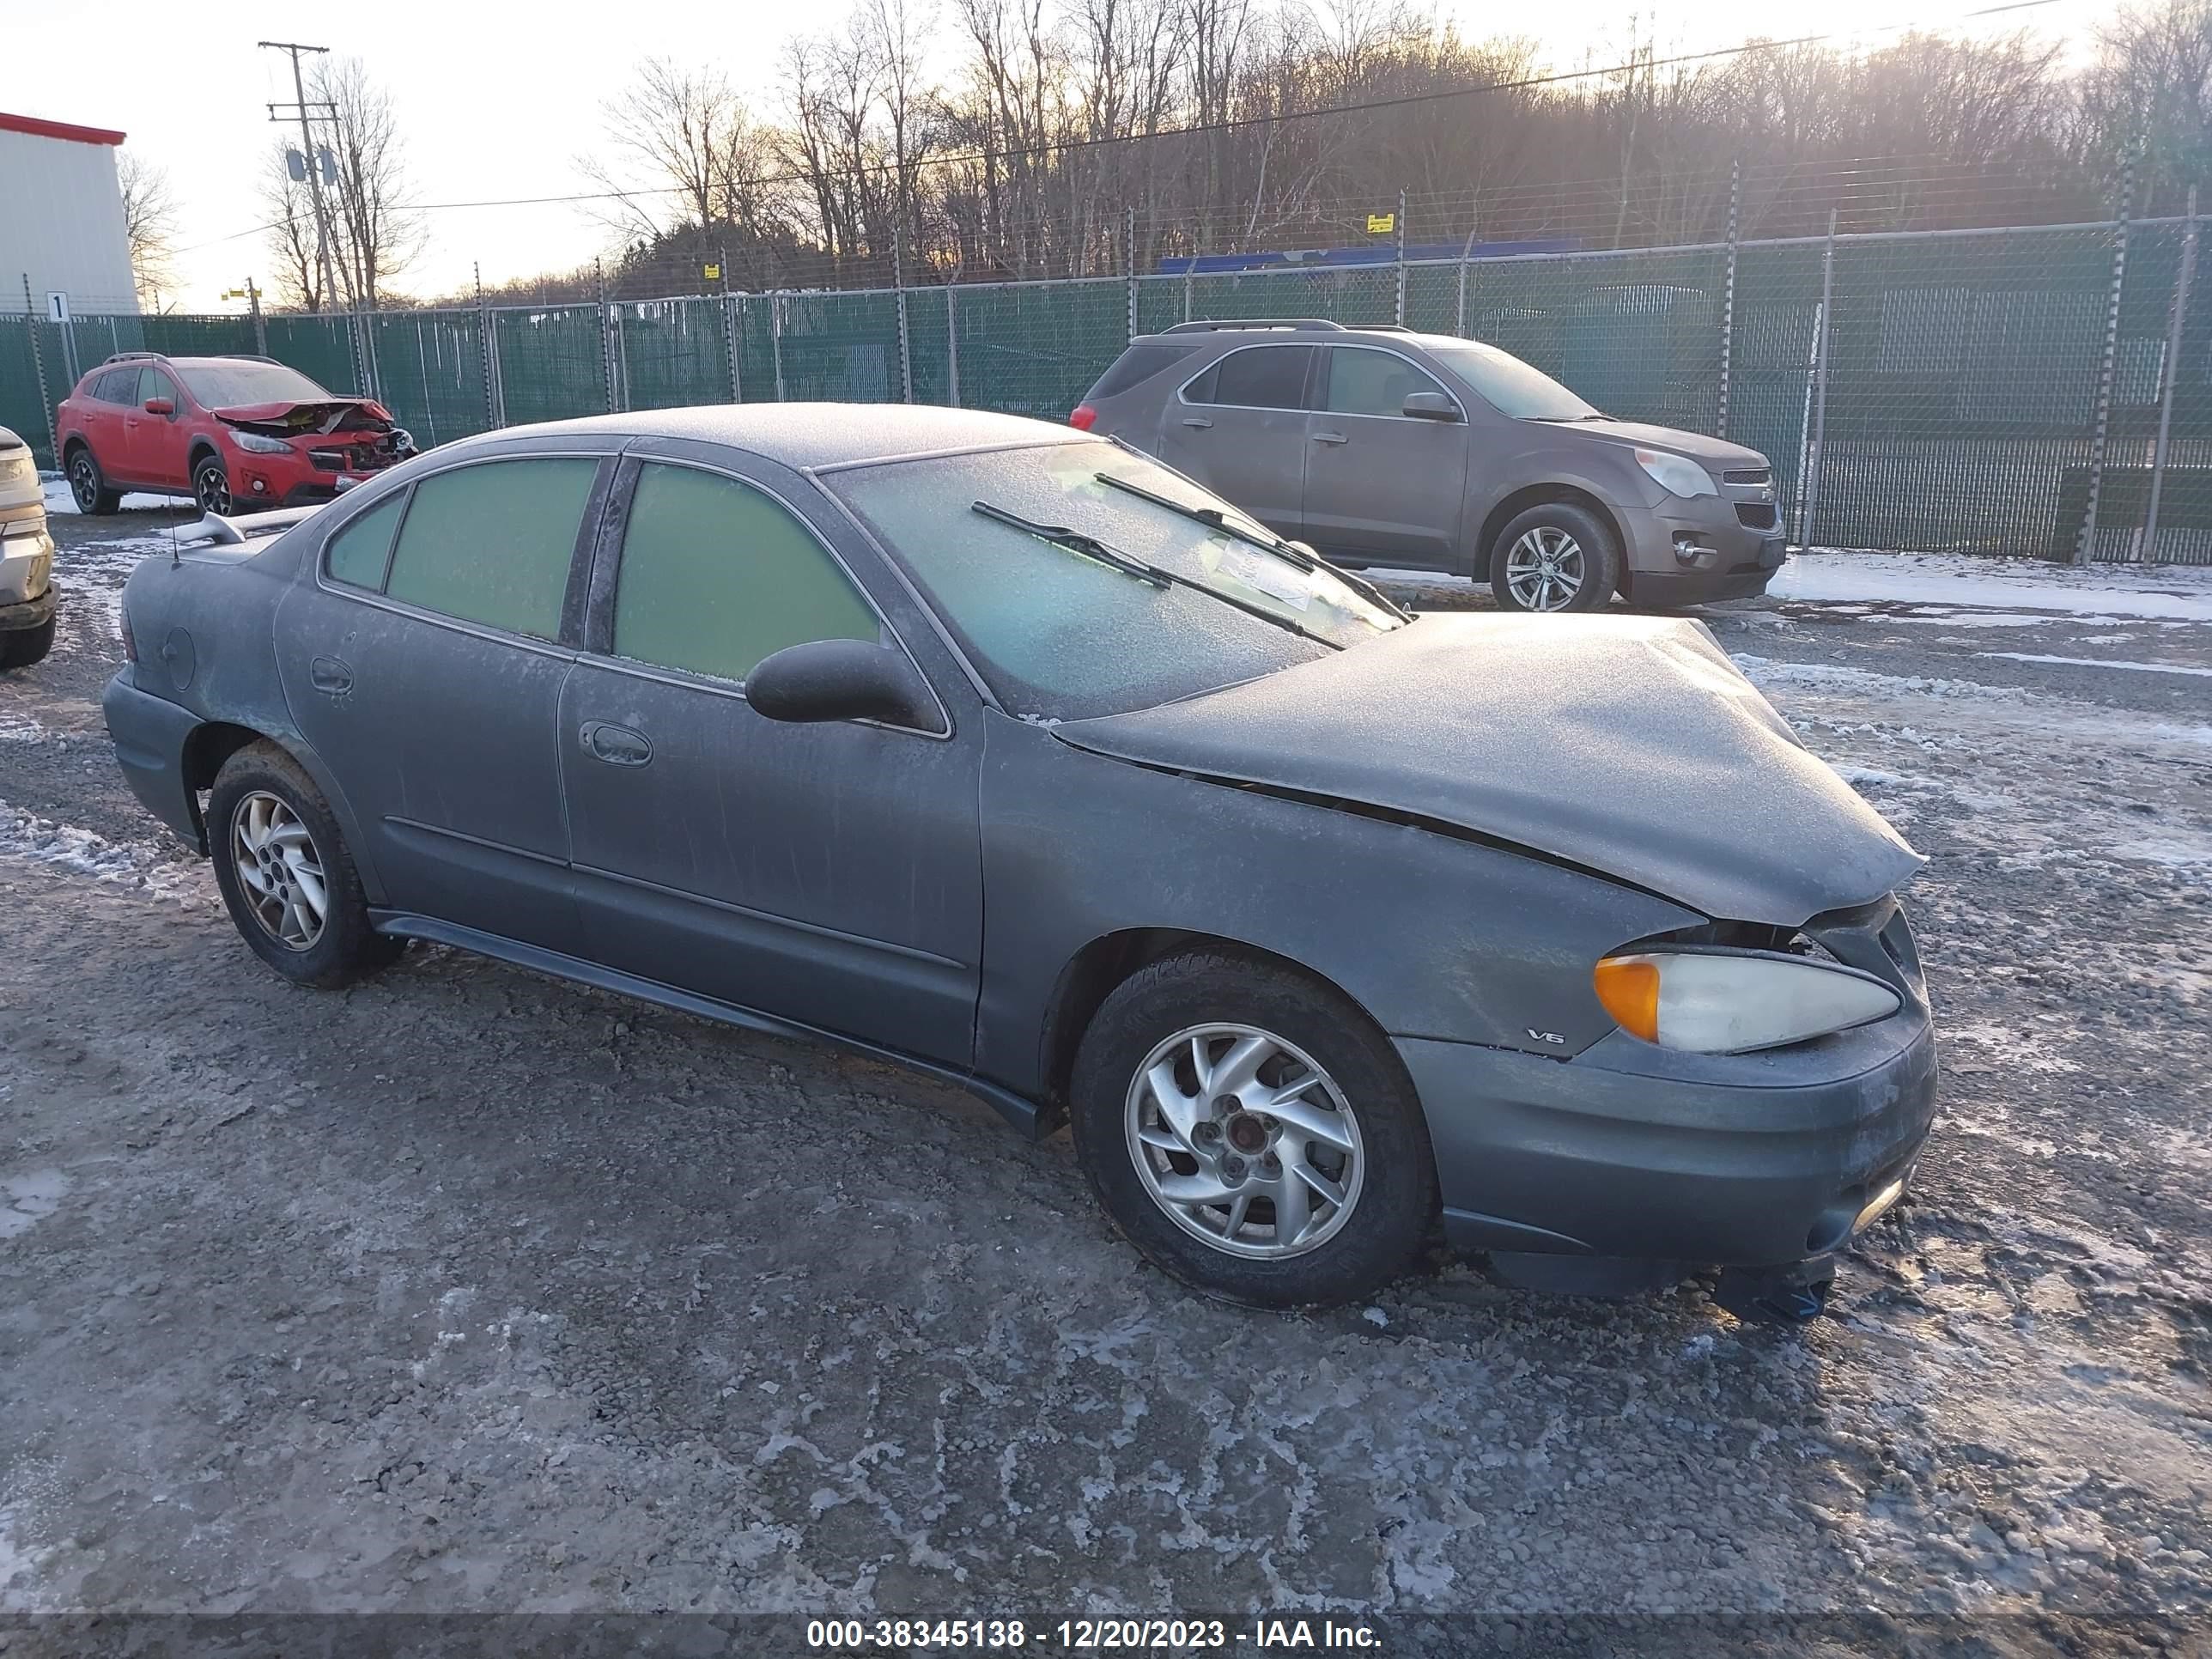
xmin=2 ymin=499 xmax=2209 ymax=1649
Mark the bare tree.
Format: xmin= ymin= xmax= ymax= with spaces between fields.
xmin=118 ymin=152 xmax=180 ymax=311
xmin=313 ymin=58 xmax=421 ymax=310
xmin=258 ymin=143 xmax=327 ymax=312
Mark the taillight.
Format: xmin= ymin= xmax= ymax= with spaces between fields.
xmin=1068 ymin=404 xmax=1097 ymax=430
xmin=122 ymin=618 xmax=137 ymax=663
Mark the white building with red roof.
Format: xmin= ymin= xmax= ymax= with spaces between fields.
xmin=0 ymin=111 xmax=137 ymax=317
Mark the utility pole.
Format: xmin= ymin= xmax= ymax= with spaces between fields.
xmin=260 ymin=40 xmax=337 ymax=313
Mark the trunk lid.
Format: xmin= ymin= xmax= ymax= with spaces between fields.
xmin=1050 ymin=612 xmax=1922 ymax=927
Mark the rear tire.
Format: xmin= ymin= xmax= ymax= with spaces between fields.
xmin=0 ymin=614 xmax=55 ymax=670
xmin=67 ymin=447 xmax=121 ymax=515
xmin=1069 ymin=951 xmax=1436 ymax=1309
xmin=208 ymin=740 xmax=404 ymax=989
xmin=1488 ymin=501 xmax=1620 ymax=613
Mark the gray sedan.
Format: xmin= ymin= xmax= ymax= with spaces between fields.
xmin=103 ymin=405 xmax=1935 ymax=1315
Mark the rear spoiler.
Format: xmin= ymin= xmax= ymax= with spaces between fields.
xmin=168 ymin=503 xmax=327 ymax=548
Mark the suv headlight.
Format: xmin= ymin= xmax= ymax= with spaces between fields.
xmin=1634 ymin=448 xmax=1717 ymax=499
xmin=231 ymin=430 xmax=292 ymax=455
xmin=0 ymin=448 xmax=32 ymax=487
xmin=1593 ymin=950 xmax=1900 ymax=1054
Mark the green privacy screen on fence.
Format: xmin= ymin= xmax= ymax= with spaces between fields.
xmin=4 ymin=215 xmax=2204 ymax=562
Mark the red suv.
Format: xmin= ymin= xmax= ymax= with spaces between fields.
xmin=54 ymin=353 xmax=414 ymax=518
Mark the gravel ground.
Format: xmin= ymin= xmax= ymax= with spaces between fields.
xmin=2 ymin=501 xmax=2209 ymax=1647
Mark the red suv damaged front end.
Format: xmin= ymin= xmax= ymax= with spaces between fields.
xmin=211 ymin=395 xmax=416 ymax=511
xmin=52 ymin=353 xmax=416 ymax=519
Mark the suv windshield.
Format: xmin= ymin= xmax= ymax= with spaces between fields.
xmin=827 ymin=441 xmax=1401 ymax=720
xmin=172 ymin=360 xmax=335 ymax=408
xmin=1425 ymin=341 xmax=1598 ymax=422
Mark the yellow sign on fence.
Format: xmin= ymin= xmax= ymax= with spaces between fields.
xmin=1365 ymin=213 xmax=1395 ymax=235
xmin=703 ymin=263 xmax=722 ymax=282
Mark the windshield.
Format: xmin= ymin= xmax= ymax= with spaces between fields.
xmin=1425 ymin=341 xmax=1598 ymax=422
xmin=827 ymin=441 xmax=1401 ymax=720
xmin=173 ymin=360 xmax=336 ymax=408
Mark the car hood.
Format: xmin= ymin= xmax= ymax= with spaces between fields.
xmin=213 ymin=399 xmax=397 ymax=434
xmin=1049 ymin=612 xmax=1923 ymax=927
xmin=1545 ymin=417 xmax=1768 ymax=471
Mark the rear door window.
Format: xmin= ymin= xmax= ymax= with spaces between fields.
xmin=94 ymin=369 xmax=137 ymax=404
xmin=382 ymin=457 xmax=597 ymax=639
xmin=1183 ymin=345 xmax=1312 ymax=410
xmin=324 ymin=491 xmax=408 ymax=590
xmin=610 ymin=462 xmax=879 ymax=684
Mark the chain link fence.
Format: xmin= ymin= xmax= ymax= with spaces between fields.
xmin=8 ymin=207 xmax=2209 ymax=563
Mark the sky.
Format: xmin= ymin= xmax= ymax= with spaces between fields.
xmin=2 ymin=0 xmax=2114 ymax=313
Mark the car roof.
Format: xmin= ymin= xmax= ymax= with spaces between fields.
xmin=1131 ymin=325 xmax=1471 ymax=349
xmin=466 ymin=403 xmax=1091 ymax=471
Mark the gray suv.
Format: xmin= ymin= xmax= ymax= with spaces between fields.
xmin=1073 ymin=319 xmax=1784 ymax=612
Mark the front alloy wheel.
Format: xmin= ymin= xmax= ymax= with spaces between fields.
xmin=230 ymin=790 xmax=327 ymax=950
xmin=195 ymin=458 xmax=233 ymax=517
xmin=1504 ymin=526 xmax=1586 ymax=611
xmin=1127 ymin=1023 xmax=1366 ymax=1259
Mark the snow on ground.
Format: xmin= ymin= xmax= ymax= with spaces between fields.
xmin=1773 ymin=550 xmax=2212 ymax=622
xmin=40 ymin=477 xmax=177 ymax=516
xmin=0 ymin=796 xmax=208 ymax=902
xmin=1977 ymin=651 xmax=2212 ymax=678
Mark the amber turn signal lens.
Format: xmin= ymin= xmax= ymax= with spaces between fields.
xmin=1593 ymin=956 xmax=1661 ymax=1042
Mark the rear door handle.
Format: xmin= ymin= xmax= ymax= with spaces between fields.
xmin=1311 ymin=431 xmax=1348 ymax=445
xmin=308 ymin=655 xmax=353 ymax=696
xmin=580 ymin=720 xmax=653 ymax=767
xmin=1181 ymin=416 xmax=1212 ymax=428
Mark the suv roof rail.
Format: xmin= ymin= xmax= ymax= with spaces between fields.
xmin=1160 ymin=318 xmax=1347 ymax=333
xmin=100 ymin=350 xmax=159 ymax=364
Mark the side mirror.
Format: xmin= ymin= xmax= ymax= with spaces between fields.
xmin=745 ymin=637 xmax=939 ymax=731
xmin=143 ymin=398 xmax=175 ymax=417
xmin=1401 ymin=391 xmax=1459 ymax=422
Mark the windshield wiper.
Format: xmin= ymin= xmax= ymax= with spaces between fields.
xmin=969 ymin=499 xmax=1342 ymax=649
xmin=1091 ymin=473 xmax=1410 ymax=621
xmin=971 ymin=500 xmax=1168 ymax=586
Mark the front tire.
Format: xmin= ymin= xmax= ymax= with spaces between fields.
xmin=67 ymin=447 xmax=121 ymax=515
xmin=193 ymin=454 xmax=233 ymax=517
xmin=208 ymin=741 xmax=403 ymax=989
xmin=0 ymin=613 xmax=55 ymax=670
xmin=1489 ymin=501 xmax=1620 ymax=613
xmin=1069 ymin=951 xmax=1436 ymax=1308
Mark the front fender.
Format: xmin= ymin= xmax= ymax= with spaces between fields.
xmin=975 ymin=714 xmax=1703 ymax=1097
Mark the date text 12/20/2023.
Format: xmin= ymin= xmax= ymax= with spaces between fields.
xmin=805 ymin=1618 xmax=1382 ymax=1650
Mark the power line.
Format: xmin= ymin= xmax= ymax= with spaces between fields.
xmin=177 ymin=0 xmax=2062 ymax=261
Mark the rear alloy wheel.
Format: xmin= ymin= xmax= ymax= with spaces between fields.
xmin=68 ymin=447 xmax=121 ymax=515
xmin=1071 ymin=952 xmax=1436 ymax=1308
xmin=1489 ymin=501 xmax=1620 ymax=614
xmin=208 ymin=740 xmax=404 ymax=988
xmin=193 ymin=455 xmax=233 ymax=517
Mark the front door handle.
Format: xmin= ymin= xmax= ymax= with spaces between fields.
xmin=1311 ymin=431 xmax=1348 ymax=445
xmin=1181 ymin=416 xmax=1213 ymax=428
xmin=580 ymin=720 xmax=653 ymax=767
xmin=308 ymin=655 xmax=353 ymax=696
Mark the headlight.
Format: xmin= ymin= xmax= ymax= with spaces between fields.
xmin=231 ymin=430 xmax=292 ymax=455
xmin=0 ymin=448 xmax=31 ymax=486
xmin=1593 ymin=950 xmax=1900 ymax=1054
xmin=1634 ymin=448 xmax=1717 ymax=499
